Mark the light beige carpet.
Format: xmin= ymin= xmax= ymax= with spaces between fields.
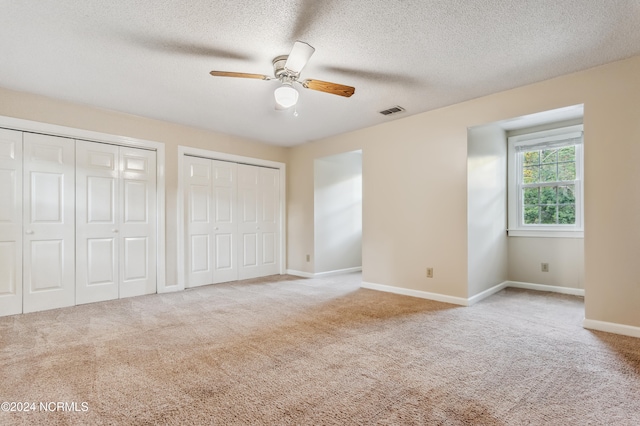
xmin=1 ymin=273 xmax=639 ymax=425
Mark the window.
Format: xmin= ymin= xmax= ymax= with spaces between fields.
xmin=508 ymin=125 xmax=583 ymax=237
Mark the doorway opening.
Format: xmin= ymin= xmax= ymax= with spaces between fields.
xmin=313 ymin=150 xmax=362 ymax=276
xmin=467 ymin=104 xmax=585 ymax=304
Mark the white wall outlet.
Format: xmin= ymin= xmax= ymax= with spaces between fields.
xmin=541 ymin=263 xmax=549 ymax=272
xmin=426 ymin=267 xmax=434 ymax=278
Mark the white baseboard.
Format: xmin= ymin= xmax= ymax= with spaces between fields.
xmin=314 ymin=267 xmax=362 ymax=278
xmin=286 ymin=267 xmax=362 ymax=279
xmin=583 ymin=319 xmax=640 ymax=339
xmin=360 ymin=280 xmax=583 ymax=307
xmin=361 ymin=281 xmax=468 ymax=306
xmin=286 ymin=269 xmax=315 ymax=278
xmin=467 ymin=281 xmax=509 ymax=306
xmin=506 ymin=281 xmax=585 ymax=296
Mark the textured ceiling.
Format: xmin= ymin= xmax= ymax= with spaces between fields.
xmin=1 ymin=1 xmax=639 ymax=146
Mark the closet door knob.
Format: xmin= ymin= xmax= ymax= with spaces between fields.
xmin=214 ymin=227 xmax=219 ymax=231
xmin=112 ymin=228 xmax=119 ymax=233
xmin=25 ymin=229 xmax=34 ymax=235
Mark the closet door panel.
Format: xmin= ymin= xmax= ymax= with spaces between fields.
xmin=76 ymin=140 xmax=119 ymax=304
xmin=237 ymin=165 xmax=260 ymax=279
xmin=123 ymin=236 xmax=148 ymax=280
xmin=190 ymin=234 xmax=210 ymax=273
xmin=23 ymin=133 xmax=75 ymax=313
xmin=0 ymin=129 xmax=22 ymax=316
xmin=185 ymin=156 xmax=213 ymax=287
xmin=215 ymin=234 xmax=233 ymax=269
xmin=242 ymin=234 xmax=258 ymax=267
xmin=259 ymin=167 xmax=280 ymax=275
xmin=211 ymin=160 xmax=237 ymax=283
xmin=119 ymin=147 xmax=156 ymax=298
xmin=30 ymin=241 xmax=64 ymax=289
xmin=262 ymin=232 xmax=277 ymax=265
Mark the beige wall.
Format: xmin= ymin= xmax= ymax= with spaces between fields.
xmin=508 ymin=237 xmax=584 ymax=288
xmin=0 ymin=87 xmax=287 ymax=287
xmin=467 ymin=124 xmax=508 ymax=296
xmin=289 ymin=55 xmax=640 ymax=328
xmin=291 ymin=111 xmax=472 ymax=298
xmin=582 ymin=59 xmax=640 ymax=327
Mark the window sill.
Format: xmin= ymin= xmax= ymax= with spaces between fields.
xmin=507 ymin=229 xmax=583 ymax=238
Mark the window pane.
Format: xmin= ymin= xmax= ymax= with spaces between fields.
xmin=523 ymin=165 xmax=539 ymax=183
xmin=515 ymin=135 xmax=581 ymax=229
xmin=540 ymin=164 xmax=557 ymax=182
xmin=524 ymin=206 xmax=540 ymax=224
xmin=540 ymin=186 xmax=556 ymax=204
xmin=558 ymin=185 xmax=575 ymax=204
xmin=523 ymin=187 xmax=539 ymax=204
xmin=558 ymin=205 xmax=576 ymax=224
xmin=541 ymin=205 xmax=557 ymax=224
xmin=523 ymin=151 xmax=540 ymax=166
xmin=541 ymin=149 xmax=558 ymax=164
xmin=558 ymin=146 xmax=575 ymax=162
xmin=558 ymin=162 xmax=576 ymax=180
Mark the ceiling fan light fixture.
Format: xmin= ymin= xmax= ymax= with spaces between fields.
xmin=210 ymin=41 xmax=355 ymax=110
xmin=274 ymin=83 xmax=299 ymax=108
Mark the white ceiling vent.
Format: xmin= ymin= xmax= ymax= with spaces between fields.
xmin=379 ymin=106 xmax=405 ymax=116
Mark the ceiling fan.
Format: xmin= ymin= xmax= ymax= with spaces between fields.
xmin=210 ymin=41 xmax=355 ymax=109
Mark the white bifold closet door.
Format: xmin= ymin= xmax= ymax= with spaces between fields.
xmin=23 ymin=133 xmax=76 ymax=313
xmin=184 ymin=156 xmax=279 ymax=287
xmin=76 ymin=140 xmax=157 ymax=305
xmin=186 ymin=157 xmax=238 ymax=286
xmin=0 ymin=131 xmax=75 ymax=314
xmin=237 ymin=164 xmax=280 ymax=280
xmin=0 ymin=129 xmax=23 ymax=316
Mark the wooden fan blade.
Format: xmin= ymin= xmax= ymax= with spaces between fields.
xmin=210 ymin=71 xmax=271 ymax=80
xmin=301 ymin=79 xmax=355 ymax=97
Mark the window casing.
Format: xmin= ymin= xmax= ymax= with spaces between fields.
xmin=507 ymin=125 xmax=583 ymax=238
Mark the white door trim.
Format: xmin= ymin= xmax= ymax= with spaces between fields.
xmin=0 ymin=115 xmax=167 ymax=294
xmin=176 ymin=145 xmax=286 ymax=292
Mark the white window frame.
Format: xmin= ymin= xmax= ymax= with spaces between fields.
xmin=507 ymin=124 xmax=584 ymax=238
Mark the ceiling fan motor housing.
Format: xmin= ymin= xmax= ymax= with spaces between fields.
xmin=273 ymin=55 xmax=293 ymax=79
